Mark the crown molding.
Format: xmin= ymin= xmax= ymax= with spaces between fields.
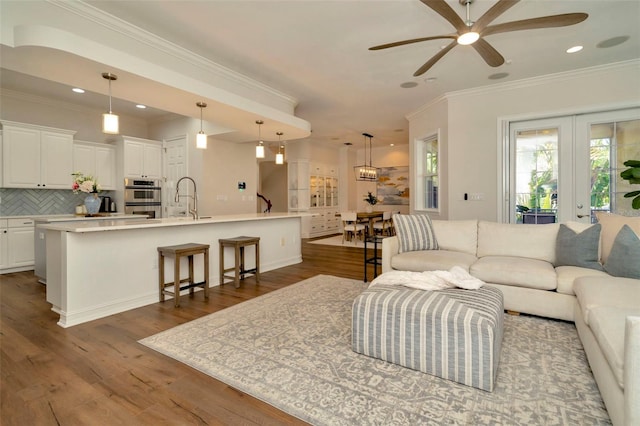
xmin=407 ymin=59 xmax=640 ymax=120
xmin=46 ymin=0 xmax=299 ymax=109
xmin=445 ymin=59 xmax=640 ymax=101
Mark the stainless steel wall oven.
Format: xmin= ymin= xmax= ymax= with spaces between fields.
xmin=124 ymin=178 xmax=162 ymax=218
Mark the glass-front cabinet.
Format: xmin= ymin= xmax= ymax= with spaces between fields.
xmin=310 ymin=175 xmax=325 ymax=208
xmin=294 ymin=162 xmax=340 ymax=238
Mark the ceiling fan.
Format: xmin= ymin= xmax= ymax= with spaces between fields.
xmin=369 ymin=0 xmax=588 ymax=76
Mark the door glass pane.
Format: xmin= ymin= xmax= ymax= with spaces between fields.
xmin=514 ymin=128 xmax=558 ymax=224
xmin=423 ymin=138 xmax=438 ymax=210
xmin=590 ymin=119 xmax=640 ymax=219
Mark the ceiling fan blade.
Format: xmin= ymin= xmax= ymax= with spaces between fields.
xmin=420 ymin=0 xmax=466 ymax=32
xmin=472 ymin=38 xmax=505 ymax=67
xmin=472 ymin=0 xmax=520 ymax=32
xmin=413 ymin=40 xmax=457 ymax=76
xmin=369 ymin=35 xmax=457 ymax=51
xmin=482 ymin=13 xmax=588 ymax=37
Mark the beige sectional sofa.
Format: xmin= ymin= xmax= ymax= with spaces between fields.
xmin=381 ymin=216 xmax=640 ymax=426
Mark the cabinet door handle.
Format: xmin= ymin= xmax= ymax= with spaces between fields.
xmin=577 ymin=214 xmax=588 ymax=218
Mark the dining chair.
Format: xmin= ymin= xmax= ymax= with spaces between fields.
xmin=341 ymin=211 xmax=366 ymax=244
xmin=373 ymin=211 xmax=392 ymax=236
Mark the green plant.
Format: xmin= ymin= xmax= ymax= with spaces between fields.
xmin=364 ymin=192 xmax=379 ymax=205
xmin=620 ymin=160 xmax=640 ymax=209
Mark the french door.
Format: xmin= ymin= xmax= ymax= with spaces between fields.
xmin=506 ymin=108 xmax=640 ymax=224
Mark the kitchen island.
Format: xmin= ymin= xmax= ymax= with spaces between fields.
xmin=39 ymin=213 xmax=305 ymax=327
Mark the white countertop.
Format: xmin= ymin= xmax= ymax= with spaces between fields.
xmin=1 ymin=213 xmax=134 ymax=221
xmin=38 ymin=212 xmax=309 ymax=233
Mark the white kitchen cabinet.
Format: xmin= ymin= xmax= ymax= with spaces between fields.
xmin=297 ymin=161 xmax=340 ymax=238
xmin=0 ymin=218 xmax=35 ymax=273
xmin=1 ymin=121 xmax=75 ymax=189
xmin=0 ymin=220 xmax=8 ymax=270
xmin=73 ymin=141 xmax=117 ymax=190
xmin=288 ymin=160 xmax=310 ymax=211
xmin=123 ymin=138 xmax=162 ymax=179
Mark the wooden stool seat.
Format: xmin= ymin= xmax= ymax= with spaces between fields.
xmin=158 ymin=243 xmax=210 ymax=307
xmin=219 ymin=236 xmax=260 ymax=288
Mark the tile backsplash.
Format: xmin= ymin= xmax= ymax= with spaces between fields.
xmin=0 ymin=188 xmax=113 ymax=216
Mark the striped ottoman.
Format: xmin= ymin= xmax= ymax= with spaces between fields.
xmin=352 ymin=285 xmax=504 ymax=391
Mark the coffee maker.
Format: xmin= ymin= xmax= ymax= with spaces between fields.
xmin=100 ymin=196 xmax=113 ymax=213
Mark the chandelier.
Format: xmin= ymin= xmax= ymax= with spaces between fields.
xmin=354 ymin=132 xmax=378 ymax=181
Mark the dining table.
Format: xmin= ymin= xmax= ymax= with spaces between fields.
xmin=336 ymin=211 xmax=383 ymax=236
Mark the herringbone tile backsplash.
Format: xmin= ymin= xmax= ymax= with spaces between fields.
xmin=0 ymin=188 xmax=113 ymax=216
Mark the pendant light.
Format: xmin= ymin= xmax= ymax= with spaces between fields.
xmin=255 ymin=120 xmax=265 ymax=158
xmin=196 ymin=102 xmax=207 ymax=149
xmin=275 ymin=132 xmax=284 ymax=165
xmin=354 ymin=132 xmax=378 ymax=181
xmin=101 ymin=72 xmax=119 ymax=134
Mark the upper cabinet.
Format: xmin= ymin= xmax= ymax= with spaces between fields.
xmin=1 ymin=121 xmax=75 ymax=189
xmin=73 ymin=141 xmax=117 ymax=190
xmin=123 ymin=138 xmax=162 ymax=179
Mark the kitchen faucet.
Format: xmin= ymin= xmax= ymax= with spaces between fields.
xmin=175 ymin=176 xmax=198 ymax=219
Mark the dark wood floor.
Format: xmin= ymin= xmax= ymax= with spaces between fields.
xmin=0 ymin=238 xmax=375 ymax=425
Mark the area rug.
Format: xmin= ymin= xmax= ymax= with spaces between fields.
xmin=139 ymin=275 xmax=610 ymax=425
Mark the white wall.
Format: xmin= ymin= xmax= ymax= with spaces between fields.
xmin=0 ymin=89 xmax=149 ymax=142
xmin=409 ymin=60 xmax=640 ymax=221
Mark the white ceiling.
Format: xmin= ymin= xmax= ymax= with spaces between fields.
xmin=2 ymin=0 xmax=639 ymax=148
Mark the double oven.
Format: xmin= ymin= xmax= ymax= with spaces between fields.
xmin=124 ymin=178 xmax=162 ymax=218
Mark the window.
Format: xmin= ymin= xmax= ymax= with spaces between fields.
xmin=415 ymin=134 xmax=439 ymax=211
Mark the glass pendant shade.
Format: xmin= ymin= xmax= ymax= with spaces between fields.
xmin=101 ymin=72 xmax=119 ymax=134
xmin=196 ymin=131 xmax=207 ymax=149
xmin=196 ymin=101 xmax=207 ymax=149
xmin=275 ymin=152 xmax=284 ymax=165
xmin=255 ymin=120 xmax=265 ymax=159
xmin=102 ymin=112 xmax=119 ymax=134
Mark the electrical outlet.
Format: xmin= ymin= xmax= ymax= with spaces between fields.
xmin=469 ymin=193 xmax=484 ymax=201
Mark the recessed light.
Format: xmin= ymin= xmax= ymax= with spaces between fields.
xmin=72 ymin=88 xmax=85 ymax=93
xmin=424 ymin=77 xmax=437 ymax=83
xmin=597 ymin=36 xmax=629 ymax=48
xmin=566 ymin=45 xmax=583 ymax=54
xmin=400 ymin=81 xmax=418 ymax=89
xmin=488 ymin=72 xmax=509 ymax=80
xmin=390 ymin=143 xmax=395 ymax=147
xmin=135 ymin=104 xmax=147 ymax=109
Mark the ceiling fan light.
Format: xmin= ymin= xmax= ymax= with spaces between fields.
xmin=196 ymin=131 xmax=207 ymax=149
xmin=102 ymin=112 xmax=119 ymax=134
xmin=457 ymin=31 xmax=480 ymax=45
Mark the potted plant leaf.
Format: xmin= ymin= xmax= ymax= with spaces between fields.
xmin=620 ymin=160 xmax=640 ymax=209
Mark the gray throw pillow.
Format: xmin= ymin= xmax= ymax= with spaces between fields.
xmin=604 ymin=225 xmax=640 ymax=279
xmin=392 ymin=214 xmax=438 ymax=253
xmin=555 ymin=223 xmax=603 ymax=271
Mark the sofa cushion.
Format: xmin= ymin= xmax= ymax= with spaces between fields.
xmin=588 ymin=306 xmax=640 ymax=389
xmin=596 ymin=212 xmax=640 ymax=263
xmin=393 ymin=214 xmax=438 ymax=253
xmin=555 ymin=223 xmax=603 ymax=271
xmin=431 ymin=220 xmax=478 ymax=256
xmin=603 ymin=225 xmax=640 ymax=279
xmin=470 ymin=256 xmax=557 ymax=290
xmin=555 ymin=266 xmax=610 ymax=295
xmin=391 ymin=250 xmax=477 ymax=273
xmin=477 ymin=221 xmax=559 ymax=263
xmin=574 ymin=276 xmax=640 ymax=325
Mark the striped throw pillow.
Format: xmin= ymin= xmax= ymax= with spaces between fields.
xmin=393 ymin=214 xmax=439 ymax=253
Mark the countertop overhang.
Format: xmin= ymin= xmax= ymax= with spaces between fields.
xmin=39 ymin=212 xmax=310 ymax=233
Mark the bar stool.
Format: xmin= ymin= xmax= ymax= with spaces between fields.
xmin=219 ymin=236 xmax=260 ymax=288
xmin=158 ymin=243 xmax=210 ymax=307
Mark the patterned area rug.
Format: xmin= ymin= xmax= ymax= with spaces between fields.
xmin=139 ymin=275 xmax=610 ymax=425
